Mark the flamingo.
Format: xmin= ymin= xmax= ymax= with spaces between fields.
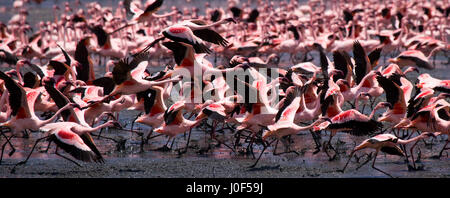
xmin=388 ymin=47 xmax=444 ymax=70
xmin=251 ymin=86 xmax=324 ymax=167
xmin=340 ymin=132 xmax=438 ymax=177
xmin=313 ymin=102 xmax=390 ymax=160
xmin=152 ymin=100 xmax=206 ymax=152
xmin=11 ymin=119 xmax=120 ymax=173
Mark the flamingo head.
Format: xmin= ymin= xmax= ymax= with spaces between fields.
xmin=224 ymin=17 xmax=237 ymax=24
xmin=153 ymin=127 xmax=164 ymax=134
xmin=260 ymin=125 xmax=272 ymax=141
xmin=312 ymin=117 xmax=331 ymax=131
xmin=106 ymin=120 xmax=122 ymax=129
xmin=267 ymin=53 xmax=280 ymax=65
xmin=388 ymin=58 xmax=398 ymax=64
xmin=393 ymin=118 xmax=412 ymax=129
xmin=420 ymin=132 xmax=439 ymax=138
xmin=375 ymin=102 xmax=393 ymax=110
xmin=404 ymin=66 xmax=419 ymax=74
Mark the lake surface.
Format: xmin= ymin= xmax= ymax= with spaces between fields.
xmin=0 ymin=0 xmax=449 ymax=178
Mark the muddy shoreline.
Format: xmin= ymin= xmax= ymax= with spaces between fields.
xmin=1 ymin=132 xmax=449 ymax=178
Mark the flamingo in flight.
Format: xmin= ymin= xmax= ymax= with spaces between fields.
xmin=340 ymin=132 xmax=438 ymax=177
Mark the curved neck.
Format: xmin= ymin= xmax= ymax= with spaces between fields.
xmin=88 ymin=121 xmax=112 ymax=133
xmin=294 ymin=119 xmax=322 ymax=131
xmin=427 ymin=46 xmax=443 ymax=58
xmin=397 ymin=135 xmax=425 ymax=145
xmin=39 ymin=105 xmax=70 ymax=126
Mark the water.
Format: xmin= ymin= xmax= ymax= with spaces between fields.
xmin=0 ymin=0 xmax=298 ymax=27
xmin=0 ymin=0 xmax=449 ymax=178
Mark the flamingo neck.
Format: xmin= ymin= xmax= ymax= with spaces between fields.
xmin=293 ymin=119 xmax=322 ymax=131
xmin=40 ymin=105 xmax=70 ymax=126
xmin=89 ymin=122 xmax=112 ymax=133
xmin=397 ymin=135 xmax=426 ymax=145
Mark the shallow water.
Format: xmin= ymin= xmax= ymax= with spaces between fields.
xmin=0 ymin=0 xmax=449 ymax=178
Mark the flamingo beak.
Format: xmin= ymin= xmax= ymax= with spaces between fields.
xmin=388 ymin=58 xmax=397 ymax=63
xmin=225 ymin=17 xmax=237 ymax=24
xmin=154 ymin=127 xmax=163 ymax=134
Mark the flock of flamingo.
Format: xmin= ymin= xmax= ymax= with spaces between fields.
xmin=0 ymin=0 xmax=449 ymax=178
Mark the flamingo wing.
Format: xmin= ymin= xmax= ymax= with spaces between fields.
xmin=0 ymin=49 xmax=18 ymax=65
xmin=89 ymin=25 xmax=108 ymax=47
xmin=376 ymin=74 xmax=404 ymax=110
xmin=203 ymin=103 xmax=227 ymax=121
xmin=56 ymin=44 xmax=72 ymax=66
xmin=74 ymin=38 xmax=92 ymax=82
xmin=79 ymin=133 xmax=104 ymax=163
xmin=275 ymin=86 xmax=300 ymax=123
xmin=112 ymin=58 xmax=133 ymax=85
xmin=192 ymin=29 xmax=229 ymax=46
xmin=164 ymin=101 xmax=185 ymax=125
xmin=162 ymin=26 xmax=211 ymax=54
xmin=50 ymin=130 xmax=98 ymax=162
xmin=136 ymin=88 xmax=157 ymax=114
xmin=162 ymin=41 xmax=188 ymax=65
xmin=399 ymin=55 xmax=433 ymax=69
xmin=0 ymin=70 xmax=30 ymax=118
xmin=44 ymin=79 xmax=72 ymax=120
xmin=332 ymin=51 xmax=348 ymax=82
xmin=143 ymin=0 xmax=164 ymax=14
xmin=92 ymin=77 xmax=115 ymax=95
xmin=23 ymin=72 xmax=38 ymax=88
xmin=210 ymin=9 xmax=221 ymax=22
xmin=353 ymin=40 xmax=370 ymax=84
xmin=368 ymin=48 xmax=382 ymax=68
xmin=25 ymin=62 xmax=46 ymax=78
xmin=130 ymin=58 xmax=149 ymax=80
xmin=380 ymin=145 xmax=405 ymax=156
xmin=229 ymin=6 xmax=242 ymax=18
xmin=246 ymin=9 xmax=259 ymax=23
xmin=48 ymin=60 xmax=70 ymax=77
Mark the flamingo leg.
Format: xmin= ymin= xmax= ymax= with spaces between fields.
xmin=323 ymin=133 xmax=337 ymax=160
xmin=11 ymin=135 xmax=50 ymax=173
xmin=0 ymin=135 xmax=14 ymax=164
xmin=131 ymin=112 xmax=142 ymax=133
xmin=234 ymin=130 xmax=242 ymax=149
xmin=409 ymin=140 xmax=421 ymax=170
xmin=40 ymin=141 xmax=52 ymax=153
xmin=212 ymin=132 xmax=235 ymax=153
xmin=152 ymin=137 xmax=172 ymax=152
xmin=371 ymin=151 xmax=394 ymax=178
xmin=178 ymin=128 xmax=192 ymax=155
xmin=249 ymin=139 xmax=276 ymax=168
xmin=97 ymin=127 xmax=105 ymax=140
xmin=55 ymin=146 xmax=82 ymax=167
xmin=145 ymin=129 xmax=154 ymax=143
xmin=169 ymin=138 xmax=175 ymax=150
xmin=274 ymin=136 xmax=299 ymax=156
xmin=1 ymin=132 xmax=15 ymax=156
xmin=310 ymin=129 xmax=321 ymax=154
xmin=272 ymin=139 xmax=280 ymax=155
xmin=340 ymin=150 xmax=356 ymax=172
xmin=355 ymin=152 xmax=373 ymax=170
xmin=437 ymin=140 xmax=449 ymax=159
xmin=22 ymin=130 xmax=30 ymax=139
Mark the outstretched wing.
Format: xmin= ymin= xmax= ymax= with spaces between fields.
xmin=376 ymin=74 xmax=401 ymax=109
xmin=92 ymin=77 xmax=115 ymax=95
xmin=193 ymin=29 xmax=229 ymax=46
xmin=144 ymin=0 xmax=164 ymax=14
xmin=353 ymin=40 xmax=369 ymax=84
xmin=0 ymin=71 xmax=28 ymax=117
